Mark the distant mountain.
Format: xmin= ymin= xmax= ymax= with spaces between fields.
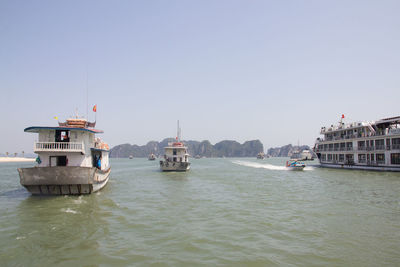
xmin=267 ymin=144 xmax=312 ymax=157
xmin=110 ymin=139 xmax=264 ymax=158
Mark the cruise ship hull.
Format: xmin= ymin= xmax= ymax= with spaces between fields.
xmin=18 ymin=166 xmax=111 ymax=195
xmin=319 ymin=162 xmax=400 ymax=172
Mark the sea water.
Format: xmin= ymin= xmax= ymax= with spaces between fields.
xmin=0 ymin=158 xmax=399 ymax=266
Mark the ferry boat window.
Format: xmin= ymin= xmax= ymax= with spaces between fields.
xmin=327 ymin=154 xmax=333 ymax=161
xmin=339 ymin=154 xmax=344 ymax=162
xmin=371 ymin=154 xmax=375 ymax=162
xmin=55 ymin=130 xmax=70 ymax=142
xmin=390 ymin=153 xmax=400 ymax=165
xmin=358 ymin=154 xmax=366 ymax=163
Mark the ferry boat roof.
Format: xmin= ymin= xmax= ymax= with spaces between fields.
xmin=24 ymin=126 xmax=104 ymax=134
xmin=164 ymin=142 xmax=187 ymax=149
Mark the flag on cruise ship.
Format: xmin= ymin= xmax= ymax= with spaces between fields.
xmin=54 ymin=116 xmax=58 ymax=120
xmin=341 ymin=114 xmax=345 ymax=119
xmin=93 ymin=105 xmax=97 ymax=112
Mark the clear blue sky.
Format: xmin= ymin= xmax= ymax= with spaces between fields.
xmin=1 ymin=0 xmax=399 ymax=154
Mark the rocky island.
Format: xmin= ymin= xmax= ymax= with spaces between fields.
xmin=266 ymin=144 xmax=314 ymax=157
xmin=110 ymin=139 xmax=264 ymax=158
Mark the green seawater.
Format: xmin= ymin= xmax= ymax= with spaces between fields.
xmin=1 ymin=158 xmax=399 ymax=266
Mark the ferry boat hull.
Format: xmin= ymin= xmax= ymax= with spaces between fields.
xmin=159 ymin=161 xmax=190 ymax=172
xmin=18 ymin=166 xmax=111 ymax=195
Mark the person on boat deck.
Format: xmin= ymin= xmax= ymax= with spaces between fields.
xmin=97 ymin=156 xmax=102 ymax=169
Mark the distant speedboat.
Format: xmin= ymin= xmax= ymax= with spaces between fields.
xmin=148 ymin=153 xmax=156 ymax=161
xmin=286 ymin=160 xmax=305 ymax=171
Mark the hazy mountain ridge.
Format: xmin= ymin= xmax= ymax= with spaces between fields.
xmin=267 ymin=144 xmax=312 ymax=157
xmin=110 ymin=139 xmax=264 ymax=158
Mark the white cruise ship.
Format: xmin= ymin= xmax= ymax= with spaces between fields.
xmin=314 ymin=116 xmax=400 ymax=171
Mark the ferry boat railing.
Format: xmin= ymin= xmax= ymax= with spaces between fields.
xmin=34 ymin=142 xmax=85 ymax=153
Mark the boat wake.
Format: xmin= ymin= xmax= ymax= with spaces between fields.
xmin=61 ymin=208 xmax=78 ymax=214
xmin=232 ymin=160 xmax=315 ymax=171
xmin=232 ymin=160 xmax=287 ymax=171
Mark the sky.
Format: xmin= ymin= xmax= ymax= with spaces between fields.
xmin=1 ymin=0 xmax=399 ymax=154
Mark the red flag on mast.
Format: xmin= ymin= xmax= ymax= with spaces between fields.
xmin=93 ymin=105 xmax=97 ymax=112
xmin=341 ymin=114 xmax=345 ymax=119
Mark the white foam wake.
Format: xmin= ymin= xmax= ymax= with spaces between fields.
xmin=232 ymin=160 xmax=287 ymax=171
xmin=61 ymin=208 xmax=78 ymax=214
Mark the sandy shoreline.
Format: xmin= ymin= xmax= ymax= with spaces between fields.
xmin=0 ymin=157 xmax=35 ymax=163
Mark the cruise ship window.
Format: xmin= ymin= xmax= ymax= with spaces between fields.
xmin=390 ymin=153 xmax=400 ymax=165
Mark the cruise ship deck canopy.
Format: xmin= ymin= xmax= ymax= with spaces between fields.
xmin=24 ymin=126 xmax=104 ymax=134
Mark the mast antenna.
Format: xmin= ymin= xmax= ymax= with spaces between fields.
xmin=86 ymin=68 xmax=89 ymax=120
xmin=177 ymin=120 xmax=180 ymax=141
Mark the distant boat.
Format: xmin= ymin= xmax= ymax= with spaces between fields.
xmin=286 ymin=160 xmax=305 ymax=171
xmin=148 ymin=153 xmax=156 ymax=161
xmin=291 ymin=149 xmax=313 ymax=161
xmin=301 ymin=150 xmax=314 ymax=160
xmin=129 ymin=155 xmax=133 ymax=159
xmin=159 ymin=121 xmax=190 ymax=172
xmin=195 ymin=155 xmax=201 ymax=159
xmin=257 ymin=152 xmax=265 ymax=159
